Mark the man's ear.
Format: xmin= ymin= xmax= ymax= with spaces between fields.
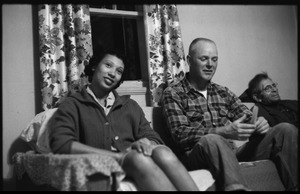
xmin=186 ymin=55 xmax=191 ymax=67
xmin=252 ymin=94 xmax=262 ymax=102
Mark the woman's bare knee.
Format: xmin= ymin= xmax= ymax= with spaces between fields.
xmin=152 ymin=145 xmax=179 ymax=164
xmin=122 ymin=149 xmax=176 ymax=190
xmin=123 ymin=150 xmax=151 ymax=170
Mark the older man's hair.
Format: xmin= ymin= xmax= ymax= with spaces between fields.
xmin=248 ymin=71 xmax=270 ymax=98
xmin=188 ymin=38 xmax=216 ymax=55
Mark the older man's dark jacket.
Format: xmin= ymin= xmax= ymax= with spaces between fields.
xmin=239 ymin=90 xmax=298 ymax=128
xmin=256 ymin=100 xmax=298 ymax=128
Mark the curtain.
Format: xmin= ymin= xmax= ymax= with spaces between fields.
xmin=145 ymin=4 xmax=187 ymax=106
xmin=38 ymin=4 xmax=93 ymax=110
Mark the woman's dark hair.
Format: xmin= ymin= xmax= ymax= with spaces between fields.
xmin=84 ymin=47 xmax=127 ymax=89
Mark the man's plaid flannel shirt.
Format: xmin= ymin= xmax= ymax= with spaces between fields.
xmin=162 ymin=77 xmax=252 ymax=151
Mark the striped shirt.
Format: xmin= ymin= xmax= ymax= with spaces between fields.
xmin=162 ymin=76 xmax=252 ymax=151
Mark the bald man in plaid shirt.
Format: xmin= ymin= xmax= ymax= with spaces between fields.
xmin=161 ymin=38 xmax=298 ymax=191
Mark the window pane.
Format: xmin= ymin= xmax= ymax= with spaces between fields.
xmin=115 ymin=5 xmax=137 ymax=11
xmin=91 ymin=16 xmax=141 ymax=80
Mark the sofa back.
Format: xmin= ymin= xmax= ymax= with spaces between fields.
xmin=142 ymin=106 xmax=184 ymax=155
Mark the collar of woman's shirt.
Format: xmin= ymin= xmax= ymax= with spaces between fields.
xmin=86 ymin=86 xmax=115 ymax=115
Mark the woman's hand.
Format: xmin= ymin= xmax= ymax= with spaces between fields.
xmin=128 ymin=138 xmax=156 ymax=156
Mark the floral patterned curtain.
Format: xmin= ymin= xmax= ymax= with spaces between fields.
xmin=39 ymin=4 xmax=93 ymax=110
xmin=145 ymin=4 xmax=187 ymax=106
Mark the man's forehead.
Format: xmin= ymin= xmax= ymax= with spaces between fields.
xmin=260 ymin=78 xmax=273 ymax=87
xmin=195 ymin=40 xmax=215 ymax=47
xmin=190 ymin=41 xmax=217 ymax=54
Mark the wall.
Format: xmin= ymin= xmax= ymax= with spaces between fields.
xmin=177 ymin=5 xmax=298 ymax=100
xmin=2 ymin=4 xmax=37 ymax=190
xmin=2 ymin=4 xmax=298 ymax=190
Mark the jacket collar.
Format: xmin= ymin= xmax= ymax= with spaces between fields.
xmin=71 ymin=86 xmax=131 ymax=110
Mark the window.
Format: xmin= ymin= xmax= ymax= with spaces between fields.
xmin=89 ymin=5 xmax=149 ymax=82
xmin=89 ymin=4 xmax=150 ymax=105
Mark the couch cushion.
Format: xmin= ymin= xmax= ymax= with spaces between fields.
xmin=189 ymin=169 xmax=215 ymax=191
xmin=19 ymin=108 xmax=57 ymax=154
xmin=119 ymin=169 xmax=215 ymax=191
xmin=240 ymin=160 xmax=285 ymax=191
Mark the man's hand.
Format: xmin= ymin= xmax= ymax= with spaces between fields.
xmin=223 ymin=114 xmax=256 ymax=140
xmin=254 ymin=116 xmax=270 ymax=134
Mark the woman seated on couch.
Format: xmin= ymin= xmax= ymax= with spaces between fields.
xmin=49 ymin=47 xmax=199 ymax=191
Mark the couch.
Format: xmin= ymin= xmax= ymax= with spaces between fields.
xmin=13 ymin=103 xmax=285 ymax=191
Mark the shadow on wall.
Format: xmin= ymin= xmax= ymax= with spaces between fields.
xmin=3 ymin=138 xmax=31 ymax=191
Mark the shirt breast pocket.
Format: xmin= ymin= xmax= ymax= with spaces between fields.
xmin=218 ymin=107 xmax=234 ymax=125
xmin=186 ymin=107 xmax=204 ymax=122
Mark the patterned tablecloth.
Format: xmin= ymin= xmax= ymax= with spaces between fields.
xmin=12 ymin=151 xmax=125 ymax=191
